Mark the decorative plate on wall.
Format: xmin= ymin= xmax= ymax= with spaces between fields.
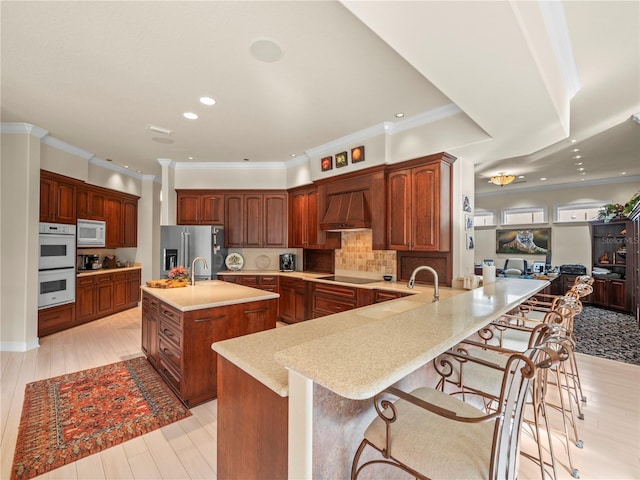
xmin=225 ymin=253 xmax=244 ymax=271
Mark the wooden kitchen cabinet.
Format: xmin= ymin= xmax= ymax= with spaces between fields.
xmin=40 ymin=171 xmax=76 ymax=224
xmin=176 ymin=191 xmax=224 ymax=225
xmin=225 ymin=192 xmax=287 ymax=248
xmin=151 ymin=296 xmax=277 ymax=407
xmin=38 ymin=302 xmax=76 ymax=337
xmin=76 ymin=186 xmax=106 ymax=220
xmin=279 ymin=276 xmax=309 ymax=324
xmin=311 ymin=282 xmax=373 ymax=319
xmin=374 ymin=289 xmax=412 ymax=303
xmin=104 ymin=194 xmax=139 ymax=248
xmin=142 ymin=292 xmax=160 ymax=367
xmin=592 ymin=277 xmax=627 ymax=311
xmin=386 ymin=154 xmax=453 ymax=251
xmin=219 ymin=274 xmax=278 ymax=292
xmin=288 ymin=185 xmax=340 ymax=249
xmin=76 ymin=275 xmax=98 ymax=324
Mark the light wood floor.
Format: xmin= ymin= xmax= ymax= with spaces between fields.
xmin=1 ymin=307 xmax=639 ymax=479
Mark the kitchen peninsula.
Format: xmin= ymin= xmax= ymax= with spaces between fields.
xmin=212 ymin=277 xmax=549 ymax=479
xmin=140 ymin=280 xmax=278 ymax=407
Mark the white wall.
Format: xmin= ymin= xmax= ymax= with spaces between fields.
xmin=1 ymin=132 xmax=41 ymax=350
xmin=474 ymin=180 xmax=640 ymax=271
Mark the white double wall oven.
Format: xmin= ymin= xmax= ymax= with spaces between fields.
xmin=38 ymin=222 xmax=76 ymax=309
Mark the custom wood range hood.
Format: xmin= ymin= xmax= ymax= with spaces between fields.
xmin=319 ymin=190 xmax=372 ymax=231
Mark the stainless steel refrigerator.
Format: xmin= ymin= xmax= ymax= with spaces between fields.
xmin=160 ymin=225 xmax=227 ymax=280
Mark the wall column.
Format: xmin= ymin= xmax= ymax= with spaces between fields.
xmin=158 ymin=158 xmax=175 ymax=226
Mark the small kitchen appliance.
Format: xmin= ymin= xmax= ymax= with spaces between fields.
xmin=279 ymin=253 xmax=296 ymax=272
xmin=78 ymin=254 xmax=100 ymax=270
xmin=77 ymin=219 xmax=106 ymax=247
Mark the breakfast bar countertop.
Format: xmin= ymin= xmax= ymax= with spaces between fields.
xmin=212 ymin=277 xmax=549 ymax=399
xmin=140 ymin=279 xmax=279 ymax=312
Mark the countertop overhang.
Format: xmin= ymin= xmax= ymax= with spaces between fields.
xmin=212 ymin=277 xmax=549 ymax=400
xmin=141 ymin=280 xmax=279 ymax=311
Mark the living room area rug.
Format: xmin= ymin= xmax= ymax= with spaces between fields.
xmin=11 ymin=356 xmax=191 ymax=480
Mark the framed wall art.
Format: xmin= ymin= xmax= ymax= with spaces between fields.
xmin=321 ymin=156 xmax=333 ymax=172
xmin=465 ymin=214 xmax=473 ymax=231
xmin=336 ymin=151 xmax=348 ymax=168
xmin=462 ymin=194 xmax=472 ymax=213
xmin=466 ymin=234 xmax=475 ymax=250
xmin=351 ymin=146 xmax=365 ymax=163
xmin=496 ymin=228 xmax=551 ymax=254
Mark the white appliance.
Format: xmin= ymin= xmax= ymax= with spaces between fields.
xmin=39 ymin=222 xmax=76 ymax=270
xmin=38 ymin=222 xmax=76 ymax=309
xmin=38 ymin=267 xmax=76 ymax=308
xmin=77 ymin=218 xmax=106 ymax=247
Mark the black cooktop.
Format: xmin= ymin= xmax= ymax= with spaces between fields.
xmin=318 ymin=275 xmax=379 ymax=285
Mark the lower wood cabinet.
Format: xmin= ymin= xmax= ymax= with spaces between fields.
xmin=219 ymin=274 xmax=278 ymax=292
xmin=38 ymin=303 xmax=76 ymax=337
xmin=279 ymin=276 xmax=309 ymax=324
xmin=311 ymin=282 xmax=374 ymax=319
xmin=142 ymin=293 xmax=278 ymax=407
xmin=76 ymin=269 xmax=142 ymax=325
xmin=374 ymin=289 xmax=412 ymax=303
xmin=592 ymin=277 xmax=627 ymax=311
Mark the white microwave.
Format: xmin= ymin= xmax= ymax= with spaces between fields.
xmin=77 ymin=219 xmax=106 ymax=247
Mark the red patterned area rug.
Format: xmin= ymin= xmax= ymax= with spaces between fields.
xmin=11 ymin=356 xmax=191 ymax=480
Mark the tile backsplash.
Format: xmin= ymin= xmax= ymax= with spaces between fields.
xmin=335 ymin=230 xmax=396 ymax=279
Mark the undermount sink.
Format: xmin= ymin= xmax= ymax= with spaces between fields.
xmin=357 ymin=299 xmax=426 ymax=320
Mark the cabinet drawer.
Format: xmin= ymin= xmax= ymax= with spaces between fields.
xmin=159 ymin=301 xmax=183 ymax=327
xmin=313 ymin=295 xmax=356 ymax=315
xmin=159 ymin=317 xmax=182 ymax=348
xmin=158 ymin=357 xmax=183 ymax=396
xmin=112 ymin=271 xmax=127 ymax=281
xmin=77 ymin=276 xmax=96 ymax=286
xmin=142 ymin=292 xmax=159 ymax=311
xmin=97 ymin=273 xmax=113 ymax=283
xmin=260 ymin=276 xmax=278 ymax=286
xmin=375 ymin=290 xmax=409 ymax=303
xmin=158 ymin=335 xmax=182 ymax=372
xmin=313 ymin=283 xmax=357 ymax=299
xmin=240 ymin=276 xmax=259 ymax=286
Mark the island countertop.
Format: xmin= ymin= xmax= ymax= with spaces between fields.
xmin=212 ymin=277 xmax=548 ymax=400
xmin=140 ymin=279 xmax=279 ymax=312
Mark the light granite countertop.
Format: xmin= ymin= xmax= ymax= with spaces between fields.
xmin=141 ymin=279 xmax=279 ymax=312
xmin=77 ymin=264 xmax=142 ymax=277
xmin=212 ymin=277 xmax=549 ymax=400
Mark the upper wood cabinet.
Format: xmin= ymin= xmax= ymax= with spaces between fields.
xmin=40 ymin=171 xmax=76 ymax=224
xmin=386 ymin=154 xmax=454 ymax=252
xmin=289 ymin=185 xmax=340 ymax=250
xmin=104 ymin=194 xmax=139 ymax=248
xmin=224 ymin=192 xmax=287 ymax=248
xmin=176 ymin=190 xmax=224 ymax=225
xmin=76 ymin=186 xmax=106 ymax=220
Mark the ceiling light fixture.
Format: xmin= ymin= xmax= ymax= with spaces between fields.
xmin=200 ymin=97 xmax=216 ymax=106
xmin=395 ymin=112 xmax=405 ymax=118
xmin=490 ymin=172 xmax=516 ymax=186
xmin=183 ymin=112 xmax=198 ymax=120
xmin=147 ymin=124 xmax=173 ymax=135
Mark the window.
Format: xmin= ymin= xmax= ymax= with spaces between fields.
xmin=555 ymin=202 xmax=605 ymax=222
xmin=502 ymin=207 xmax=546 ymax=225
xmin=474 ymin=210 xmax=496 ymax=226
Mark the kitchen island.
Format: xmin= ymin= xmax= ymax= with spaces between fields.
xmin=212 ymin=277 xmax=549 ymax=479
xmin=140 ymin=280 xmax=278 ymax=407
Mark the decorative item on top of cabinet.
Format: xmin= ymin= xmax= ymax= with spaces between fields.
xmin=40 ymin=170 xmax=77 ymax=224
xmin=176 ymin=190 xmax=224 ymax=225
xmin=386 ymin=153 xmax=455 ymax=252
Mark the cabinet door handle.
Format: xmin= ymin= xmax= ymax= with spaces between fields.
xmin=163 ymin=328 xmax=174 ymax=337
xmin=195 ymin=314 xmax=226 ymax=323
xmin=163 ymin=347 xmax=173 ymax=357
xmin=162 ymin=309 xmax=175 ymax=318
xmin=244 ymin=308 xmax=268 ymax=314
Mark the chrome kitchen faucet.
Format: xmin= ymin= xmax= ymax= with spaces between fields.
xmin=191 ymin=256 xmax=208 ymax=286
xmin=407 ymin=266 xmax=439 ymax=302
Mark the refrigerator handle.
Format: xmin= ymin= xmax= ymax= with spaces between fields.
xmin=183 ymin=231 xmax=191 ymax=269
xmin=213 ymin=228 xmax=220 ymax=254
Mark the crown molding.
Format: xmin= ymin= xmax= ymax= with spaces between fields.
xmin=176 ymin=161 xmax=287 ymax=170
xmin=387 ymin=103 xmax=462 ymax=135
xmin=0 ymin=122 xmax=49 ymax=138
xmin=89 ymin=155 xmax=144 ymax=180
xmin=42 ymin=135 xmax=94 ymax=160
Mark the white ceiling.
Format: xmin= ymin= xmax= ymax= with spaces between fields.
xmin=2 ymin=1 xmax=638 ymax=194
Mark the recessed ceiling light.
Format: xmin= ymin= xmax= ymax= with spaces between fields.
xmin=106 ymin=158 xmax=113 ymax=162
xmin=570 ymin=139 xmax=577 ymax=143
xmin=621 ymin=171 xmax=627 ymax=175
xmin=137 ymin=170 xmax=142 ymax=174
xmin=580 ymin=172 xmax=587 ymax=175
xmin=124 ymin=165 xmax=129 ymax=169
xmin=572 ymin=155 xmax=582 ymax=159
xmin=200 ymin=97 xmax=216 ymax=106
xmin=152 ymin=137 xmax=174 ymax=144
xmin=395 ymin=112 xmax=405 ymax=118
xmin=290 ymin=154 xmax=296 ymax=157
xmin=147 ymin=124 xmax=173 ymax=135
xmin=517 ymin=175 xmax=525 ymax=179
xmin=571 ymin=148 xmax=580 ymax=152
xmin=243 ymin=158 xmax=250 ymax=162
xmin=540 ymin=177 xmax=547 ymax=181
xmin=577 ymin=167 xmax=585 ymax=171
xmin=574 ymin=162 xmax=583 ymax=166
xmin=188 ymin=156 xmax=194 ymax=160
xmin=183 ymin=112 xmax=198 ymax=120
